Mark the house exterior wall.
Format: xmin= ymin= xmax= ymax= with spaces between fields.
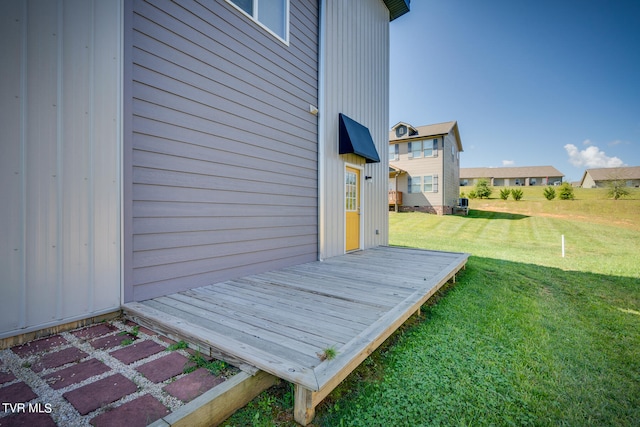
xmin=442 ymin=132 xmax=461 ymax=213
xmin=123 ymin=0 xmax=319 ymax=301
xmin=0 ymin=0 xmax=122 ymax=338
xmin=581 ymin=173 xmax=597 ymax=188
xmin=393 ymin=138 xmax=444 ymax=213
xmin=319 ymin=0 xmax=390 ymax=259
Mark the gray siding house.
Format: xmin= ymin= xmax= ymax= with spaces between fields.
xmin=1 ymin=0 xmax=409 ymax=342
xmin=388 ymin=121 xmax=463 ymax=215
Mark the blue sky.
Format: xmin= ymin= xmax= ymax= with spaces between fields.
xmin=389 ymin=0 xmax=640 ymax=182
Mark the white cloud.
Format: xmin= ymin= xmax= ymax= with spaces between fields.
xmin=502 ymin=160 xmax=515 ymax=166
xmin=582 ymin=139 xmax=592 ymax=146
xmin=564 ymin=143 xmax=626 ymax=168
xmin=608 ymin=140 xmax=627 ymax=146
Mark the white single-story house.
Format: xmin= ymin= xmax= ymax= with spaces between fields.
xmin=460 ymin=166 xmax=564 ymax=187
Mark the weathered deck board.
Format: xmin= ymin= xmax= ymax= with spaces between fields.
xmin=123 ymin=246 xmax=469 ymax=425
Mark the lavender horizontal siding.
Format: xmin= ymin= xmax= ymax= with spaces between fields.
xmin=125 ymin=0 xmax=319 ymax=301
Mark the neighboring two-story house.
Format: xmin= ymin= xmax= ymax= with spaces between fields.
xmin=389 ymin=121 xmax=463 ymax=214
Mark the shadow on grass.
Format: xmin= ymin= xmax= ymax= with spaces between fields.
xmin=466 ymin=209 xmax=529 ymax=220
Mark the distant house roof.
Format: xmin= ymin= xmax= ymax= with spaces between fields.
xmin=383 ymin=0 xmax=410 ymax=21
xmin=460 ymin=166 xmax=564 ymax=179
xmin=389 ymin=121 xmax=463 ymax=152
xmin=389 ymin=165 xmax=406 ymax=175
xmin=581 ymin=166 xmax=640 ymax=182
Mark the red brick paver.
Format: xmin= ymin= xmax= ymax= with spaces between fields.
xmin=163 ymin=367 xmax=225 ymax=402
xmin=109 ymin=340 xmax=164 ymax=365
xmin=90 ymin=334 xmax=137 ymax=350
xmin=63 ymin=373 xmax=137 ymax=415
xmin=0 ymin=382 xmax=37 ymax=404
xmin=43 ymin=358 xmax=111 ymax=390
xmin=11 ymin=336 xmax=67 ymax=357
xmin=31 ymin=347 xmax=88 ymax=373
xmin=136 ymin=352 xmax=189 ymax=383
xmin=71 ymin=324 xmax=118 ymax=340
xmin=1 ymin=320 xmax=231 ymax=425
xmin=89 ymin=394 xmax=169 ymax=427
xmin=0 ymin=370 xmax=16 ymax=385
xmin=0 ymin=412 xmax=56 ymax=427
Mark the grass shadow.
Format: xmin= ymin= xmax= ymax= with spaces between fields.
xmin=466 ymin=209 xmax=529 ymax=220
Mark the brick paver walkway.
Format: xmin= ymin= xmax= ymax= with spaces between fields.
xmin=0 ymin=320 xmax=233 ymax=426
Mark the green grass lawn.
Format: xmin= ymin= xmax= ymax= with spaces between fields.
xmin=225 ymin=190 xmax=640 ymax=426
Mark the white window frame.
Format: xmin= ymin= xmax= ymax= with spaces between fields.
xmin=226 ymin=0 xmax=290 ymax=45
xmin=389 ymin=144 xmax=398 ymax=161
xmin=423 ymin=174 xmax=438 ymax=192
xmin=408 ymin=141 xmax=422 ymax=159
xmin=424 ymin=138 xmax=438 ymax=157
xmin=408 ymin=176 xmax=421 ymax=194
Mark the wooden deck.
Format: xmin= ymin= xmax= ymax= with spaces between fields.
xmin=123 ymin=246 xmax=469 ymax=425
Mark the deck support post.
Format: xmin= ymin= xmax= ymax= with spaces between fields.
xmin=294 ymin=385 xmax=316 ymax=425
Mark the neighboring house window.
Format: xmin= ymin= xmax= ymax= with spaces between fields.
xmin=461 ymin=179 xmax=468 ymax=186
xmin=530 ymin=178 xmax=537 ymax=185
xmin=408 ymin=141 xmax=422 ymax=159
xmin=423 ymin=139 xmax=438 ymax=157
xmin=226 ymin=0 xmax=289 ymax=43
xmin=408 ymin=176 xmax=421 ymax=193
xmin=424 ymin=174 xmax=438 ymax=192
xmin=409 ymin=175 xmax=438 ymax=193
xmin=389 ymin=144 xmax=399 ymax=161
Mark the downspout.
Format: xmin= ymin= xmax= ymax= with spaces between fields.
xmin=317 ymin=0 xmax=326 ymax=261
xmin=441 ymin=137 xmax=445 ymax=214
xmin=394 ymin=171 xmax=400 ymax=212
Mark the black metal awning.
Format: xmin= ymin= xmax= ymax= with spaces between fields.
xmin=383 ymin=0 xmax=410 ymax=21
xmin=338 ymin=113 xmax=381 ymax=163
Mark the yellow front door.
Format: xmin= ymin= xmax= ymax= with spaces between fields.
xmin=345 ymin=167 xmax=360 ymax=251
